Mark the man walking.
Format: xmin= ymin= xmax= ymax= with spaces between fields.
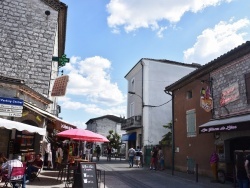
xmin=135 ymin=146 xmax=142 ymax=168
xmin=128 ymin=146 xmax=135 ymax=168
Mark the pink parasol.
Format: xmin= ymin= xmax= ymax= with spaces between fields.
xmin=57 ymin=128 xmax=109 ymax=142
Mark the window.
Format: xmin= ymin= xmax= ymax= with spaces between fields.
xmin=187 ymin=91 xmax=192 ymax=99
xmin=186 ymin=109 xmax=196 ymax=137
xmin=245 ymin=73 xmax=250 ymax=104
xmin=131 ymin=78 xmax=135 ymax=93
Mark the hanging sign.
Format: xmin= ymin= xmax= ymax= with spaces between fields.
xmin=51 ymin=75 xmax=69 ymax=97
xmin=200 ymin=86 xmax=213 ymax=112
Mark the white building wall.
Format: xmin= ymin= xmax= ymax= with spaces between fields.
xmin=126 ymin=59 xmax=199 ymax=146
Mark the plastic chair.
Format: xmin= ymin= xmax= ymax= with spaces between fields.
xmin=2 ymin=166 xmax=26 ymax=187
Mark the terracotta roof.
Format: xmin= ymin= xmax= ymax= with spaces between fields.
xmin=165 ymin=41 xmax=250 ymax=92
xmin=86 ymin=115 xmax=124 ymax=124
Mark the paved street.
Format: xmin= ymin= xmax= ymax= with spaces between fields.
xmin=0 ymin=157 xmax=235 ymax=188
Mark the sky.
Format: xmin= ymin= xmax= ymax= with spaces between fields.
xmin=58 ymin=0 xmax=250 ymax=129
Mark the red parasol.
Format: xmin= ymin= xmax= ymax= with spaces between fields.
xmin=57 ymin=128 xmax=109 ymax=142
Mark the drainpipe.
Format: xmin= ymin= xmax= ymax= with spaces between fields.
xmin=164 ymin=90 xmax=175 ymax=175
xmin=140 ymin=61 xmax=144 ymax=163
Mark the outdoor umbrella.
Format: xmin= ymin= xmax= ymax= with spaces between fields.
xmin=56 ymin=128 xmax=109 ymax=142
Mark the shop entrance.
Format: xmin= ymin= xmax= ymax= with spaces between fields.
xmin=217 ymin=136 xmax=250 ymax=184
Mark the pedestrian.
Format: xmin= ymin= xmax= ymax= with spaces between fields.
xmin=0 ymin=154 xmax=26 ymax=188
xmin=150 ymin=146 xmax=158 ymax=170
xmin=96 ymin=145 xmax=101 ymax=161
xmin=107 ymin=146 xmax=112 ymax=161
xmin=85 ymin=145 xmax=92 ymax=161
xmin=158 ymin=146 xmax=164 ymax=170
xmin=235 ymin=153 xmax=250 ymax=188
xmin=209 ymin=150 xmax=219 ymax=182
xmin=55 ymin=144 xmax=63 ymax=169
xmin=135 ymin=146 xmax=142 ymax=168
xmin=128 ymin=145 xmax=136 ymax=168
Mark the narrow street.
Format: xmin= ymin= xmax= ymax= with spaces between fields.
xmin=95 ymin=157 xmax=234 ymax=188
xmin=4 ymin=156 xmax=234 ymax=188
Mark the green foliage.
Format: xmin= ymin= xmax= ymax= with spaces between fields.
xmin=160 ymin=121 xmax=172 ymax=146
xmin=106 ymin=130 xmax=121 ymax=150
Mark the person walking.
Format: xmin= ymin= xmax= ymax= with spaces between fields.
xmin=135 ymin=146 xmax=142 ymax=168
xmin=235 ymin=153 xmax=250 ymax=188
xmin=96 ymin=145 xmax=101 ymax=161
xmin=209 ymin=150 xmax=219 ymax=182
xmin=150 ymin=146 xmax=158 ymax=170
xmin=128 ymin=146 xmax=136 ymax=168
xmin=158 ymin=146 xmax=164 ymax=170
xmin=107 ymin=146 xmax=112 ymax=161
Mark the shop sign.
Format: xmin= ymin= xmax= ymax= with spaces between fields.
xmin=0 ymin=97 xmax=23 ymax=117
xmin=51 ymin=75 xmax=69 ymax=97
xmin=61 ymin=123 xmax=74 ymax=130
xmin=220 ymin=82 xmax=239 ymax=106
xmin=200 ymin=86 xmax=213 ymax=112
xmin=200 ymin=125 xmax=238 ymax=133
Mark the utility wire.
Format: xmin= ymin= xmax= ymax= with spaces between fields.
xmin=145 ymin=98 xmax=172 ymax=108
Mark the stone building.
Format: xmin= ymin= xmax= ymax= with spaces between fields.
xmin=0 ymin=0 xmax=75 ymax=160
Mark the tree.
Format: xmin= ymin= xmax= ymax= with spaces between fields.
xmin=160 ymin=121 xmax=172 ymax=146
xmin=106 ymin=130 xmax=121 ymax=151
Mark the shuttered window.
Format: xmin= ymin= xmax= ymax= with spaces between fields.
xmin=245 ymin=73 xmax=250 ymax=104
xmin=186 ymin=109 xmax=196 ymax=137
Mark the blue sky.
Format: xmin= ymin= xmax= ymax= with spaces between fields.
xmin=58 ymin=0 xmax=250 ymax=129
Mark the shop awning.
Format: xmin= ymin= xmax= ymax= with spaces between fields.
xmin=199 ymin=114 xmax=250 ymax=134
xmin=121 ymin=132 xmax=136 ymax=141
xmin=0 ymin=117 xmax=46 ymax=135
xmin=24 ymin=102 xmax=76 ymax=130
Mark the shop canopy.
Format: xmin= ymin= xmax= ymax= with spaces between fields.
xmin=0 ymin=117 xmax=46 ymax=135
xmin=121 ymin=132 xmax=136 ymax=141
xmin=199 ymin=114 xmax=250 ymax=134
xmin=24 ymin=102 xmax=76 ymax=130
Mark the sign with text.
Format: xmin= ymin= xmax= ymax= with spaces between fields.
xmin=0 ymin=97 xmax=23 ymax=117
xmin=220 ymin=82 xmax=239 ymax=106
xmin=74 ymin=162 xmax=98 ymax=188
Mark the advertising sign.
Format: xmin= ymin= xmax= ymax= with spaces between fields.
xmin=0 ymin=97 xmax=23 ymax=117
xmin=220 ymin=82 xmax=239 ymax=106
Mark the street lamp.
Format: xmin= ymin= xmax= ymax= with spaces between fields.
xmin=128 ymin=91 xmax=144 ymax=149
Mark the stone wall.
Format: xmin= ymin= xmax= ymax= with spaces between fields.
xmin=211 ymin=53 xmax=250 ymax=118
xmin=0 ymin=0 xmax=58 ymax=96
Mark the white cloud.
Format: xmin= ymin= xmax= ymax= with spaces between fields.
xmin=183 ymin=18 xmax=250 ymax=64
xmin=63 ymin=56 xmax=126 ymax=106
xmin=106 ymin=0 xmax=232 ymax=35
xmin=58 ymin=56 xmax=127 ymax=121
xmin=58 ymin=97 xmax=126 ymax=118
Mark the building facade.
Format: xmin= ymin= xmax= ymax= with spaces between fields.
xmin=165 ymin=41 xmax=250 ymax=177
xmin=0 ymin=0 xmax=74 ymax=162
xmin=122 ymin=58 xmax=200 ymax=150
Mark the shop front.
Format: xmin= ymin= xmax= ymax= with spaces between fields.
xmin=199 ymin=114 xmax=250 ymax=182
xmin=0 ymin=117 xmax=46 ymax=161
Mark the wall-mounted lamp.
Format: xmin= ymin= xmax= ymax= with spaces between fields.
xmin=45 ymin=10 xmax=50 ymax=20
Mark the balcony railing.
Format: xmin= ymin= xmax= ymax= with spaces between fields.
xmin=121 ymin=115 xmax=142 ymax=130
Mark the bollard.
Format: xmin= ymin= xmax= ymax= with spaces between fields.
xmin=196 ymin=163 xmax=198 ymax=182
